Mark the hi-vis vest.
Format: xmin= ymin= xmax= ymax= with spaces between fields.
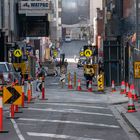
xmin=84 ymin=65 xmax=94 ymax=76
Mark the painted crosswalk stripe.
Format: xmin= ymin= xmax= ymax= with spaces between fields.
xmin=27 ymin=132 xmax=103 ymax=140
xmin=19 ymin=118 xmax=120 ymax=128
xmin=35 ymin=102 xmax=109 ymax=109
xmin=27 ymin=107 xmax=113 ymax=117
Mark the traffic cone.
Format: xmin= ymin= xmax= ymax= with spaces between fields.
xmin=88 ymin=81 xmax=92 ymax=92
xmin=120 ymin=81 xmax=126 ymax=94
xmin=68 ymin=79 xmax=73 ymax=89
xmin=126 ymin=83 xmax=129 ymax=96
xmin=77 ymin=79 xmax=82 ymax=91
xmin=0 ymin=97 xmax=8 ymax=133
xmin=127 ymin=91 xmax=136 ymax=113
xmin=27 ymin=80 xmax=31 ymax=103
xmin=15 ymin=79 xmax=19 ymax=85
xmin=130 ymin=84 xmax=138 ymax=101
xmin=111 ymin=80 xmax=116 ymax=92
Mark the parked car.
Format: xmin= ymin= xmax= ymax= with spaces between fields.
xmin=77 ymin=56 xmax=87 ymax=68
xmin=0 ymin=62 xmax=14 ymax=85
xmin=9 ymin=63 xmax=22 ymax=85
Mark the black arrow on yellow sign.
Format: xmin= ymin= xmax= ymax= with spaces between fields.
xmin=5 ymin=87 xmax=21 ymax=104
xmin=98 ymin=77 xmax=102 ymax=83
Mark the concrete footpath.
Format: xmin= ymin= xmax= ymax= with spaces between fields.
xmin=106 ymin=87 xmax=140 ymax=137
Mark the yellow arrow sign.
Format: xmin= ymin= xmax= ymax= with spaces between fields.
xmin=14 ymin=49 xmax=22 ymax=57
xmin=3 ymin=86 xmax=22 ymax=105
xmin=84 ymin=49 xmax=92 ymax=57
xmin=80 ymin=51 xmax=84 ymax=56
xmin=97 ymin=73 xmax=104 ymax=91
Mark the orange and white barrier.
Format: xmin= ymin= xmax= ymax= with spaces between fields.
xmin=0 ymin=97 xmax=3 ymax=132
xmin=127 ymin=91 xmax=136 ymax=113
xmin=77 ymin=79 xmax=82 ymax=91
xmin=120 ymin=81 xmax=126 ymax=94
xmin=68 ymin=79 xmax=73 ymax=89
xmin=88 ymin=81 xmax=92 ymax=92
xmin=111 ymin=80 xmax=116 ymax=92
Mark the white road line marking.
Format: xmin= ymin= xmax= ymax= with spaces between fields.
xmin=19 ymin=118 xmax=120 ymax=128
xmin=27 ymin=132 xmax=104 ymax=140
xmin=35 ymin=103 xmax=109 ymax=109
xmin=28 ymin=107 xmax=113 ymax=117
xmin=35 ymin=102 xmax=109 ymax=109
xmin=11 ymin=119 xmax=25 ymax=140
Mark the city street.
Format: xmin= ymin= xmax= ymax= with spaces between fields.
xmin=0 ymin=41 xmax=139 ymax=140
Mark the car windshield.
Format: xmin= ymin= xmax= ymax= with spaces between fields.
xmin=0 ymin=64 xmax=9 ymax=72
xmin=9 ymin=64 xmax=15 ymax=72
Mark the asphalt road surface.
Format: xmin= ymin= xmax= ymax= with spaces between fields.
xmin=0 ymin=41 xmax=139 ymax=140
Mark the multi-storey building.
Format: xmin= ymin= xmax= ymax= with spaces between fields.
xmin=102 ymin=0 xmax=140 ymax=96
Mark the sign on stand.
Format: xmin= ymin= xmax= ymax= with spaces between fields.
xmin=97 ymin=73 xmax=104 ymax=91
xmin=3 ymin=86 xmax=22 ymax=105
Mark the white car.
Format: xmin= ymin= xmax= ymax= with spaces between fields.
xmin=65 ymin=35 xmax=71 ymax=42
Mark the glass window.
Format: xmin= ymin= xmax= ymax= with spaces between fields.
xmin=0 ymin=64 xmax=8 ymax=72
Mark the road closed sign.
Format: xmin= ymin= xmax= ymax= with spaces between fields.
xmin=97 ymin=73 xmax=104 ymax=91
xmin=134 ymin=61 xmax=140 ymax=78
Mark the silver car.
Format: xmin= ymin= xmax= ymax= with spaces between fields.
xmin=9 ymin=63 xmax=22 ymax=85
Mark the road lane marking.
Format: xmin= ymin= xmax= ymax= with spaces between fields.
xmin=35 ymin=102 xmax=109 ymax=109
xmin=27 ymin=107 xmax=113 ymax=117
xmin=11 ymin=119 xmax=25 ymax=140
xmin=27 ymin=132 xmax=104 ymax=140
xmin=19 ymin=118 xmax=120 ymax=128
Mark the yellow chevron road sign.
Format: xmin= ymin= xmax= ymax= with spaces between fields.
xmin=97 ymin=73 xmax=104 ymax=91
xmin=3 ymin=86 xmax=22 ymax=105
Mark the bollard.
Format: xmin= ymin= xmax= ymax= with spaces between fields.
xmin=74 ymin=72 xmax=76 ymax=88
xmin=77 ymin=79 xmax=82 ymax=91
xmin=14 ymin=105 xmax=22 ymax=113
xmin=22 ymin=85 xmax=25 ymax=107
xmin=68 ymin=72 xmax=70 ymax=84
xmin=40 ymin=76 xmax=48 ymax=100
xmin=27 ymin=80 xmax=31 ymax=103
xmin=10 ymin=104 xmax=15 ymax=119
xmin=0 ymin=97 xmax=8 ymax=133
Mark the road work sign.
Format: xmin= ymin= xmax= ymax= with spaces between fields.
xmin=3 ymin=86 xmax=22 ymax=105
xmin=14 ymin=49 xmax=22 ymax=57
xmin=134 ymin=61 xmax=140 ymax=78
xmin=97 ymin=73 xmax=104 ymax=91
xmin=84 ymin=49 xmax=92 ymax=57
xmin=80 ymin=51 xmax=84 ymax=56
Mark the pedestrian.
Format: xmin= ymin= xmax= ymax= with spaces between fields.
xmin=60 ymin=73 xmax=66 ymax=88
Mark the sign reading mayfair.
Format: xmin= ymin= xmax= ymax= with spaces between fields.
xmin=20 ymin=1 xmax=50 ymax=10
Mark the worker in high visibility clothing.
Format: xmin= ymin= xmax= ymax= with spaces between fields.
xmin=84 ymin=64 xmax=95 ymax=89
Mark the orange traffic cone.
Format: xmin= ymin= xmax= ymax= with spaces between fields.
xmin=88 ymin=81 xmax=92 ymax=92
xmin=126 ymin=83 xmax=129 ymax=96
xmin=27 ymin=80 xmax=31 ymax=103
xmin=130 ymin=84 xmax=138 ymax=101
xmin=111 ymin=80 xmax=116 ymax=92
xmin=127 ymin=91 xmax=136 ymax=113
xmin=120 ymin=81 xmax=126 ymax=94
xmin=77 ymin=79 xmax=82 ymax=91
xmin=68 ymin=79 xmax=73 ymax=89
